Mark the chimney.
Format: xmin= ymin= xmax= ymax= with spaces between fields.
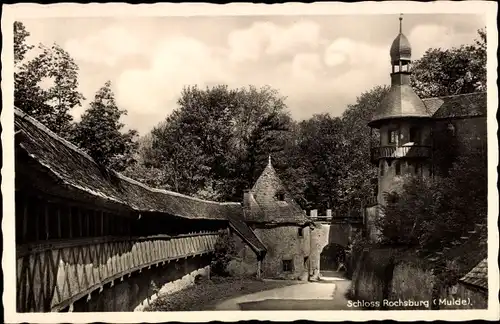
xmin=310 ymin=209 xmax=318 ymax=218
xmin=243 ymin=189 xmax=251 ymax=207
xmin=326 ymin=209 xmax=332 ymax=218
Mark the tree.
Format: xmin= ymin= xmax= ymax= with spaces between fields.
xmin=211 ymin=231 xmax=237 ymax=277
xmin=336 ymin=86 xmax=388 ymax=216
xmin=14 ymin=21 xmax=34 ymax=65
xmin=140 ymin=84 xmax=293 ymax=201
xmin=15 ymin=41 xmax=85 ymax=136
xmin=376 ymin=144 xmax=487 ymax=252
xmin=411 ymin=28 xmax=486 ymax=98
xmin=281 ymin=114 xmax=344 ymax=211
xmin=69 ymin=81 xmax=138 ymax=171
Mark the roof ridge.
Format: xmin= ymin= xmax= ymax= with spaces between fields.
xmin=115 ymin=173 xmax=239 ymax=206
xmin=422 ymin=91 xmax=486 ymax=101
xmin=15 ymin=107 xmax=238 ymax=208
xmin=14 ymin=108 xmax=98 ymax=164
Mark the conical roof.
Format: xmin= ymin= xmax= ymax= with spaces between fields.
xmin=369 ymin=83 xmax=429 ymax=127
xmin=245 ymin=157 xmax=309 ymax=224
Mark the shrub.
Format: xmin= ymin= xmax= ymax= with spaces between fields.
xmin=376 ymin=150 xmax=487 ymax=254
xmin=210 ymin=231 xmax=237 ymax=276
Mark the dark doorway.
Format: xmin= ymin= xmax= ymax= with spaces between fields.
xmin=320 ymin=243 xmax=346 ymax=272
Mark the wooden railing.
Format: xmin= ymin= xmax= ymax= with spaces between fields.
xmin=16 ymin=231 xmax=220 ymax=312
xmin=370 ymin=145 xmax=431 ymax=163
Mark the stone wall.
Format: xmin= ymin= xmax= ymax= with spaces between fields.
xmin=309 ymin=224 xmax=328 ymax=276
xmin=229 ymin=231 xmax=259 ymax=277
xmin=253 ymin=225 xmax=309 ymax=279
xmin=72 ymin=254 xmax=212 ymax=312
xmin=439 ymin=283 xmax=488 ymax=309
xmin=364 ymin=205 xmax=380 ymax=242
xmin=350 ymin=248 xmax=488 ymax=310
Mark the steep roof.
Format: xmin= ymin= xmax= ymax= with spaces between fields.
xmin=14 ymin=108 xmax=235 ymax=221
xmin=369 ymin=83 xmax=429 ymax=126
xmin=244 ymin=159 xmax=310 ymax=225
xmin=459 ymin=258 xmax=488 ymax=291
xmin=422 ymin=92 xmax=487 ymax=119
xmin=226 ymin=210 xmax=267 ymax=256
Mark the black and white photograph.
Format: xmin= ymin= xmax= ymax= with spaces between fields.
xmin=2 ymin=2 xmax=498 ymax=322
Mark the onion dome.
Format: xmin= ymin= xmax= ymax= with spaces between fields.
xmin=390 ymin=17 xmax=412 ymax=62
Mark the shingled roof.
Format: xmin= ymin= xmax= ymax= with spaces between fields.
xmin=423 ymin=92 xmax=487 ymax=119
xmin=14 ymin=108 xmax=236 ymax=221
xmin=459 ymin=258 xmax=488 ymax=291
xmin=226 ymin=211 xmax=267 ymax=256
xmin=243 ymin=158 xmax=310 ymax=225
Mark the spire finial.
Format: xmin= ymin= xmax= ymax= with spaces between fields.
xmin=399 ymin=14 xmax=403 ymax=34
xmin=268 ymin=154 xmax=272 ymax=166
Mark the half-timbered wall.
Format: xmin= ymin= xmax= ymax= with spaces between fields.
xmin=15 ymin=189 xmax=225 ymax=312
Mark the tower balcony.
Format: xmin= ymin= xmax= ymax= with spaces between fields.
xmin=370 ymin=144 xmax=431 ymax=164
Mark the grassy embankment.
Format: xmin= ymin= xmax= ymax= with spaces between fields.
xmin=146 ymin=276 xmax=301 ymax=311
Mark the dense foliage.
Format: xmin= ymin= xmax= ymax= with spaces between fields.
xmin=69 ymin=81 xmax=139 ymax=171
xmin=411 ymin=28 xmax=486 ymax=98
xmin=376 ymin=145 xmax=487 ymax=248
xmin=211 ymin=231 xmax=237 ymax=276
xmin=124 ymin=84 xmax=294 ymax=201
xmin=15 ymin=35 xmax=85 ymax=136
xmin=14 ymin=21 xmax=138 ymax=170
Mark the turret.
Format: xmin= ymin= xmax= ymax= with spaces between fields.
xmin=368 ymin=15 xmax=432 ymax=205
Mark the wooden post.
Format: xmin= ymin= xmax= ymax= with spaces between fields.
xmin=35 ymin=200 xmax=40 ymax=242
xmin=69 ymin=206 xmax=73 ymax=238
xmin=57 ymin=206 xmax=62 ymax=239
xmin=257 ymin=259 xmax=261 ymax=279
xmin=22 ymin=198 xmax=28 ymax=243
xmin=100 ymin=211 xmax=104 ymax=237
xmin=78 ymin=208 xmax=83 ymax=237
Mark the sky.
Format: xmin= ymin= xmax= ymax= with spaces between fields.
xmin=20 ymin=14 xmax=486 ymax=135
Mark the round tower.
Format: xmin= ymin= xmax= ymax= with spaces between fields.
xmin=368 ymin=16 xmax=432 ymax=206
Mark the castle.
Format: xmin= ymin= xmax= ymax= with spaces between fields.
xmin=363 ymin=17 xmax=487 ymax=240
xmin=13 ymin=17 xmax=488 ymax=312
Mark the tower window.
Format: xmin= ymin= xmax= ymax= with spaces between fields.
xmin=380 ymin=162 xmax=385 ymax=176
xmin=282 ymin=259 xmax=293 ymax=272
xmin=276 ymin=191 xmax=285 ymax=201
xmin=447 ymin=123 xmax=456 ymax=136
xmin=298 ymin=227 xmax=303 ymax=237
xmin=415 ymin=163 xmax=421 ymax=175
xmin=389 ymin=130 xmax=398 ymax=144
xmin=395 ymin=161 xmax=401 ymax=175
xmin=409 ymin=127 xmax=419 ymax=143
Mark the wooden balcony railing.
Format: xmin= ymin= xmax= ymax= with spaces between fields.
xmin=16 ymin=231 xmax=220 ymax=312
xmin=370 ymin=145 xmax=431 ymax=164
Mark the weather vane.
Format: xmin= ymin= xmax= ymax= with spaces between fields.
xmin=399 ymin=13 xmax=404 ymax=34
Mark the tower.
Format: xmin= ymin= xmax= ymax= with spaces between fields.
xmin=368 ymin=16 xmax=432 ymax=206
